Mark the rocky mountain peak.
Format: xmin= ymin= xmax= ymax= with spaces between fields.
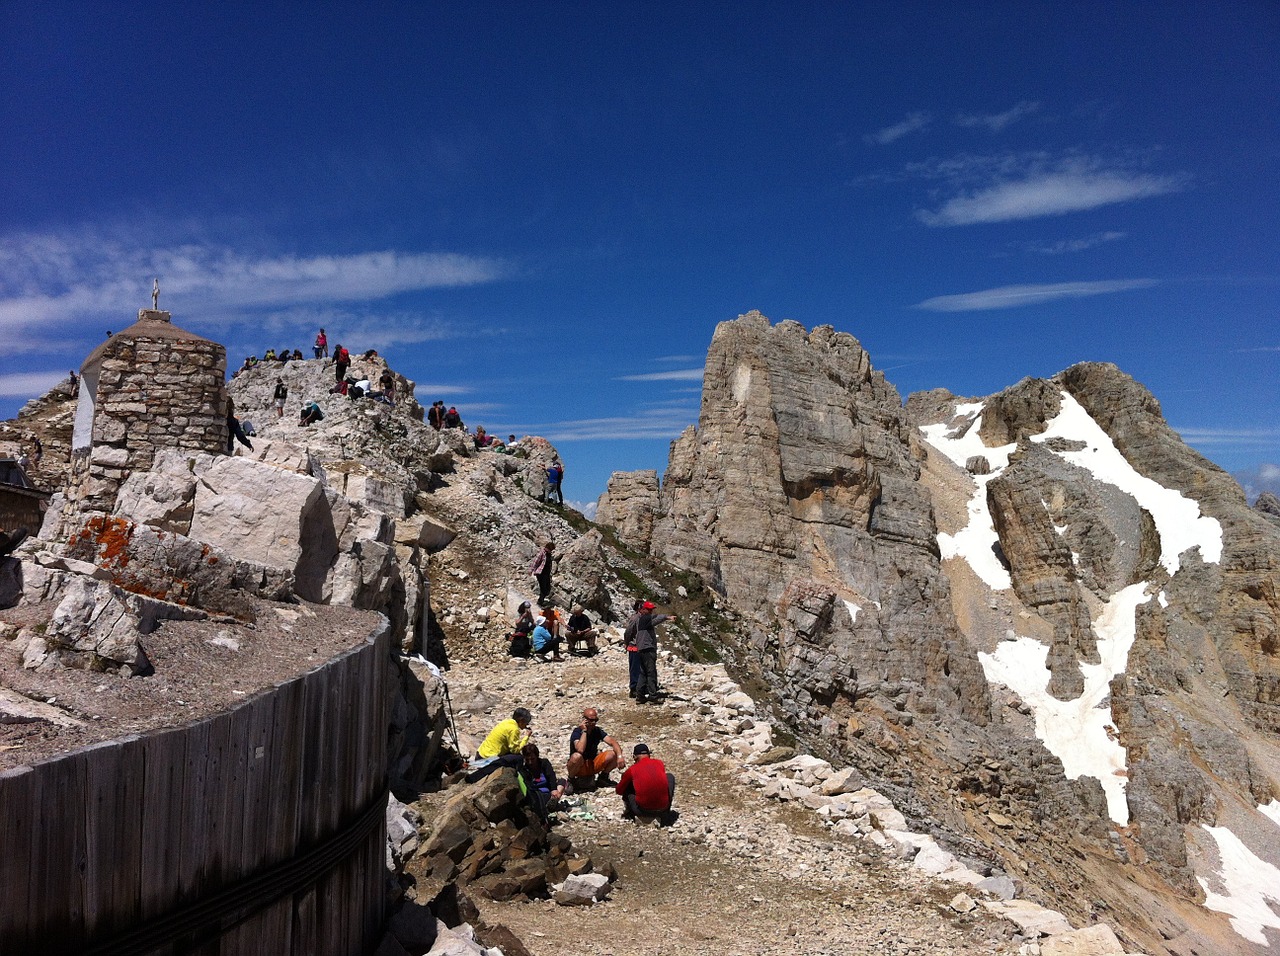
xmin=601 ymin=311 xmax=1280 ymax=955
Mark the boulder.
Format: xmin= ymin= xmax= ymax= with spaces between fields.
xmin=553 ymin=872 xmax=611 ymax=906
xmin=188 ymin=456 xmax=333 ymax=601
xmin=596 ymin=470 xmax=661 ymax=552
xmin=1039 ymin=924 xmax=1126 ymax=956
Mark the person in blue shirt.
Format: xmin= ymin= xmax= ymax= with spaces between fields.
xmin=531 ymin=615 xmax=563 ymax=661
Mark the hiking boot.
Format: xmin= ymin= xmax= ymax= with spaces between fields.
xmin=595 ymin=772 xmax=614 ymax=788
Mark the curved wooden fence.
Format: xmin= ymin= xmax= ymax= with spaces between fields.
xmin=0 ymin=620 xmax=391 ymax=956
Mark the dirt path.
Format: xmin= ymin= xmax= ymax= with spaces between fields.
xmin=429 ymin=634 xmax=1021 ymax=956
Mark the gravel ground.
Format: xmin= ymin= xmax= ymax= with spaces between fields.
xmin=429 ymin=633 xmax=1023 ymax=956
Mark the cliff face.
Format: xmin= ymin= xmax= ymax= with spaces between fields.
xmin=602 ymin=312 xmax=1280 ymax=956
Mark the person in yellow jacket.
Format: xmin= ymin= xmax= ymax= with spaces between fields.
xmin=476 ymin=711 xmax=529 ymax=762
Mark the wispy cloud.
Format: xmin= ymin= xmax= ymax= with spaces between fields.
xmin=655 ymin=354 xmax=699 ymax=363
xmin=615 ymin=368 xmax=705 ymax=382
xmin=954 ymin=101 xmax=1041 ymax=132
xmin=1233 ymin=346 xmax=1280 ymax=353
xmin=1175 ymin=428 xmax=1280 ymax=449
xmin=914 ymin=279 xmax=1157 ymax=312
xmin=501 ymin=409 xmax=697 ymax=442
xmin=1020 ymin=231 xmax=1128 ymax=255
xmin=0 ymin=230 xmax=511 ymax=348
xmin=917 ymin=158 xmax=1186 ymax=226
xmin=864 ymin=112 xmax=932 ymax=146
xmin=0 ymin=370 xmax=69 ymax=398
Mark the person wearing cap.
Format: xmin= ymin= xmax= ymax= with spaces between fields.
xmin=531 ymin=614 xmax=563 ymax=661
xmin=616 ymin=743 xmax=675 ymax=820
xmin=623 ymin=598 xmax=645 ymax=698
xmin=634 ymin=601 xmax=677 ymax=705
xmin=567 ymin=707 xmax=625 ymax=789
xmin=565 ymin=604 xmax=598 ymax=655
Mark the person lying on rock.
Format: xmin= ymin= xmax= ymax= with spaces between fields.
xmin=566 ymin=604 xmax=599 ymax=655
xmin=567 ymin=707 xmax=625 ymax=790
xmin=519 ymin=743 xmax=566 ymax=820
xmin=469 ymin=707 xmax=533 ymax=780
xmin=616 ymin=743 xmax=676 ymax=823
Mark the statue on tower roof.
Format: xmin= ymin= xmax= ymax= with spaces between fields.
xmin=152 ymin=278 xmax=159 ymax=310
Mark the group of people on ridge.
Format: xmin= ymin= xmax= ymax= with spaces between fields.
xmin=473 ymin=707 xmax=677 ymax=823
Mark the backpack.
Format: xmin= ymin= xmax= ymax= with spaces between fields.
xmin=509 ymin=633 xmax=531 ymax=657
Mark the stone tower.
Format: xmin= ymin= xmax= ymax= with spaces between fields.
xmin=69 ymin=306 xmax=227 ymax=511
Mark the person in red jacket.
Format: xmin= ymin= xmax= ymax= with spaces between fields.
xmin=615 ymin=743 xmax=676 ymax=822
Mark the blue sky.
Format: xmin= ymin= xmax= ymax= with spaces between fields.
xmin=2 ymin=2 xmax=1278 ymax=507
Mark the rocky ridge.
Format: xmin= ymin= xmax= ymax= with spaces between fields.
xmin=601 ymin=311 xmax=1280 ymax=956
xmin=0 ymin=341 xmax=1263 ymax=955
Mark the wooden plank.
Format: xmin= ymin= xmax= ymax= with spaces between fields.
xmin=30 ymin=750 xmax=89 ymax=950
xmin=220 ymin=894 xmax=291 ymax=956
xmin=240 ymin=690 xmax=276 ymax=880
xmin=290 ymin=886 xmax=317 ymax=956
xmin=220 ymin=702 xmax=253 ymax=885
xmin=176 ymin=717 xmax=213 ymax=905
xmin=265 ymin=676 xmax=305 ymax=871
xmin=82 ymin=735 xmax=145 ymax=941
xmin=139 ymin=728 xmax=187 ymax=921
xmin=0 ymin=766 xmax=38 ymax=946
xmin=362 ymin=823 xmax=386 ymax=952
xmin=297 ymin=663 xmax=331 ymax=847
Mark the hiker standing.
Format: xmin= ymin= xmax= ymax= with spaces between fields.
xmin=314 ymin=328 xmax=328 ymax=358
xmin=634 ymin=601 xmax=676 ymax=705
xmin=273 ymin=377 xmax=288 ymax=418
xmin=530 ymin=541 xmax=556 ymax=603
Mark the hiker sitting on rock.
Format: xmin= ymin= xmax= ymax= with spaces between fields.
xmin=470 ymin=707 xmax=533 ymax=780
xmin=508 ymin=600 xmax=534 ymax=657
xmin=300 ymin=401 xmax=324 ymax=426
xmin=567 ymin=707 xmax=624 ymax=789
xmin=566 ymin=604 xmax=599 ymax=656
xmin=531 ymin=615 xmax=563 ymax=661
xmin=519 ymin=743 xmax=565 ymax=819
xmin=617 ymin=743 xmax=676 ymax=823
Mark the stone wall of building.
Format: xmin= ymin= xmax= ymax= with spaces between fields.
xmin=70 ymin=310 xmax=228 ymax=512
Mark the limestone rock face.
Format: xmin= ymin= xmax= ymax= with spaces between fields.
xmin=189 ymin=455 xmax=331 ymax=598
xmin=629 ymin=313 xmax=1280 ymax=956
xmin=649 ymin=311 xmax=990 ymax=728
xmin=595 ymin=470 xmax=660 ymax=552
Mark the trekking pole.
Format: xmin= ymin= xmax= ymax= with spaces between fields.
xmin=440 ymin=679 xmax=463 ymax=759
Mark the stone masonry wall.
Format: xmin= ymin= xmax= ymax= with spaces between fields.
xmin=75 ymin=330 xmax=227 ymax=511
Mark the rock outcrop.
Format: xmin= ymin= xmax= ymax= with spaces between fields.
xmin=608 ymin=311 xmax=1280 ymax=956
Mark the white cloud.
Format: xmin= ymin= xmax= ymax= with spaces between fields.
xmin=567 ymin=500 xmax=598 ymax=520
xmin=954 ymin=100 xmax=1041 ymax=132
xmin=1022 ymin=231 xmax=1128 ymax=255
xmin=914 ymin=279 xmax=1157 ymax=312
xmin=503 ymin=409 xmax=696 ymax=442
xmin=864 ymin=112 xmax=932 ymax=145
xmin=0 ymin=370 xmax=69 ymax=398
xmin=1231 ymin=462 xmax=1280 ymax=502
xmin=0 ymin=231 xmax=510 ymax=339
xmin=615 ymin=368 xmax=705 ymax=382
xmin=1178 ymin=429 xmax=1280 ymax=448
xmin=918 ymin=160 xmax=1186 ymax=226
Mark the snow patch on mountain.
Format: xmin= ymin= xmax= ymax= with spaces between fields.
xmin=918 ymin=403 xmax=1015 ymax=591
xmin=1197 ymin=824 xmax=1280 ymax=945
xmin=1031 ymin=392 xmax=1222 ymax=575
xmin=978 ymin=583 xmax=1151 ymax=825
